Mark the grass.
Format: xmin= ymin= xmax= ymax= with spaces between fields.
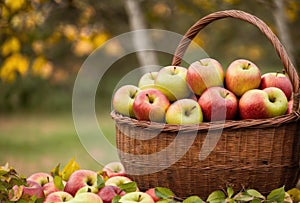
xmin=0 ymin=111 xmax=118 ymax=177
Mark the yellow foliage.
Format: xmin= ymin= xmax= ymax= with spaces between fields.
xmin=1 ymin=37 xmax=21 ymax=56
xmin=31 ymin=56 xmax=53 ymax=79
xmin=0 ymin=53 xmax=29 ymax=83
xmin=93 ymin=32 xmax=110 ymax=48
xmin=61 ymin=158 xmax=80 ymax=181
xmin=73 ymin=38 xmax=94 ymax=56
xmin=152 ymin=2 xmax=171 ymax=17
xmin=32 ymin=40 xmax=45 ymax=54
xmin=5 ymin=0 xmax=26 ymax=12
xmin=286 ymin=1 xmax=299 ymax=22
xmin=62 ymin=24 xmax=78 ymax=41
xmin=1 ymin=6 xmax=10 ymax=19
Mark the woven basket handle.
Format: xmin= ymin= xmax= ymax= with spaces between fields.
xmin=171 ymin=9 xmax=299 ymax=93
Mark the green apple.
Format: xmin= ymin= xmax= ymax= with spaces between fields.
xmin=186 ymin=58 xmax=224 ymax=96
xmin=105 ymin=176 xmax=133 ymax=187
xmin=155 ymin=66 xmax=192 ymax=101
xmin=225 ymin=59 xmax=261 ymax=97
xmin=138 ymin=72 xmax=158 ymax=90
xmin=166 ymin=99 xmax=203 ymax=124
xmin=69 ymin=192 xmax=103 ymax=203
xmin=239 ymin=87 xmax=288 ymax=119
xmin=112 ymin=85 xmax=140 ymax=117
xmin=119 ymin=192 xmax=154 ymax=203
xmin=102 ymin=162 xmax=126 ymax=178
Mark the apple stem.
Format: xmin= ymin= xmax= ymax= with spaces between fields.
xmin=146 ymin=93 xmax=154 ymax=104
xmin=282 ymin=69 xmax=286 ymax=75
xmin=247 ymin=63 xmax=251 ymax=68
xmin=137 ymin=194 xmax=142 ymax=201
xmin=47 ymin=176 xmax=50 ymax=183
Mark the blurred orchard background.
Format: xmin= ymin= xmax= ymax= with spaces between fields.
xmin=0 ymin=0 xmax=300 ymax=176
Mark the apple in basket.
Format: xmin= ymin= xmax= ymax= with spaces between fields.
xmin=186 ymin=58 xmax=224 ymax=96
xmin=133 ymin=88 xmax=170 ymax=122
xmin=198 ymin=86 xmax=238 ymax=121
xmin=155 ymin=66 xmax=192 ymax=101
xmin=112 ymin=85 xmax=140 ymax=118
xmin=138 ymin=72 xmax=158 ymax=90
xmin=260 ymin=71 xmax=293 ymax=100
xmin=119 ymin=191 xmax=154 ymax=203
xmin=166 ymin=98 xmax=203 ymax=124
xmin=225 ymin=59 xmax=261 ymax=97
xmin=239 ymin=87 xmax=288 ymax=119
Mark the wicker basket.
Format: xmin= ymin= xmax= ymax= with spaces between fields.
xmin=111 ymin=10 xmax=300 ymax=198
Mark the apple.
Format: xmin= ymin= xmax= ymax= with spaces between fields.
xmin=102 ymin=162 xmax=126 ymax=178
xmin=286 ymin=100 xmax=294 ymax=114
xmin=145 ymin=188 xmax=160 ymax=202
xmin=105 ymin=176 xmax=133 ymax=187
xmin=26 ymin=172 xmax=53 ymax=187
xmin=225 ymin=59 xmax=261 ymax=97
xmin=9 ymin=180 xmax=45 ymax=201
xmin=64 ymin=169 xmax=100 ymax=196
xmin=186 ymin=58 xmax=224 ymax=96
xmin=119 ymin=191 xmax=154 ymax=203
xmin=260 ymin=71 xmax=293 ymax=100
xmin=239 ymin=87 xmax=288 ymax=119
xmin=155 ymin=66 xmax=192 ymax=101
xmin=138 ymin=72 xmax=158 ymax=90
xmin=69 ymin=192 xmax=103 ymax=203
xmin=165 ymin=99 xmax=203 ymax=124
xmin=198 ymin=86 xmax=238 ymax=121
xmin=112 ymin=85 xmax=140 ymax=117
xmin=44 ymin=191 xmax=73 ymax=202
xmin=97 ymin=185 xmax=126 ymax=203
xmin=43 ymin=180 xmax=62 ymax=196
xmin=133 ymin=88 xmax=170 ymax=122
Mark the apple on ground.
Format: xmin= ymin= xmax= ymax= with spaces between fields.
xmin=225 ymin=59 xmax=261 ymax=97
xmin=97 ymin=185 xmax=126 ymax=203
xmin=138 ymin=72 xmax=158 ymax=90
xmin=260 ymin=71 xmax=293 ymax=100
xmin=44 ymin=191 xmax=73 ymax=202
xmin=133 ymin=88 xmax=170 ymax=122
xmin=198 ymin=86 xmax=238 ymax=121
xmin=26 ymin=172 xmax=53 ymax=187
xmin=155 ymin=66 xmax=192 ymax=101
xmin=239 ymin=87 xmax=288 ymax=119
xmin=186 ymin=58 xmax=224 ymax=96
xmin=64 ymin=169 xmax=100 ymax=196
xmin=145 ymin=188 xmax=160 ymax=202
xmin=112 ymin=85 xmax=140 ymax=118
xmin=166 ymin=99 xmax=203 ymax=124
xmin=119 ymin=191 xmax=154 ymax=203
xmin=102 ymin=161 xmax=126 ymax=178
xmin=9 ymin=180 xmax=44 ymax=201
xmin=69 ymin=192 xmax=103 ymax=203
xmin=105 ymin=176 xmax=133 ymax=187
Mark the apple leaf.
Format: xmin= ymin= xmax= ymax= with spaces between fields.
xmin=233 ymin=192 xmax=253 ymax=202
xmin=267 ymin=186 xmax=285 ymax=203
xmin=206 ymin=190 xmax=226 ymax=203
xmin=96 ymin=174 xmax=105 ymax=189
xmin=227 ymin=187 xmax=234 ymax=198
xmin=246 ymin=189 xmax=265 ymax=199
xmin=183 ymin=195 xmax=204 ymax=203
xmin=112 ymin=195 xmax=122 ymax=203
xmin=155 ymin=187 xmax=175 ymax=199
xmin=50 ymin=163 xmax=61 ymax=177
xmin=119 ymin=181 xmax=137 ymax=193
xmin=61 ymin=158 xmax=80 ymax=181
xmin=53 ymin=175 xmax=64 ymax=190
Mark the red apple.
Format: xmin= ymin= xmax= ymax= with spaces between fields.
xmin=97 ymin=185 xmax=126 ymax=203
xmin=102 ymin=162 xmax=126 ymax=178
xmin=225 ymin=59 xmax=261 ymax=97
xmin=239 ymin=87 xmax=288 ymax=119
xmin=145 ymin=188 xmax=160 ymax=202
xmin=43 ymin=181 xmax=61 ymax=196
xmin=186 ymin=58 xmax=224 ymax=96
xmin=105 ymin=176 xmax=133 ymax=187
xmin=286 ymin=100 xmax=294 ymax=114
xmin=44 ymin=191 xmax=73 ymax=202
xmin=198 ymin=86 xmax=238 ymax=121
xmin=27 ymin=172 xmax=53 ymax=187
xmin=9 ymin=180 xmax=44 ymax=201
xmin=64 ymin=169 xmax=100 ymax=196
xmin=71 ymin=192 xmax=103 ymax=203
xmin=133 ymin=88 xmax=170 ymax=122
xmin=260 ymin=72 xmax=293 ymax=100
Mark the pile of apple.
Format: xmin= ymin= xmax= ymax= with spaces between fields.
xmin=113 ymin=58 xmax=294 ymax=124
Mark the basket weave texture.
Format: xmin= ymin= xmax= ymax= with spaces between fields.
xmin=111 ymin=10 xmax=300 ymax=198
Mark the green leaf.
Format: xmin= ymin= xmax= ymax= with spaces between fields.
xmin=119 ymin=182 xmax=137 ymax=193
xmin=227 ymin=187 xmax=234 ymax=198
xmin=233 ymin=192 xmax=253 ymax=202
xmin=183 ymin=195 xmax=204 ymax=203
xmin=267 ymin=186 xmax=285 ymax=203
xmin=53 ymin=176 xmax=64 ymax=190
xmin=207 ymin=190 xmax=226 ymax=203
xmin=246 ymin=189 xmax=265 ymax=199
xmin=155 ymin=187 xmax=175 ymax=199
xmin=96 ymin=174 xmax=105 ymax=189
xmin=250 ymin=198 xmax=262 ymax=203
xmin=51 ymin=163 xmax=61 ymax=177
xmin=112 ymin=195 xmax=121 ymax=203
